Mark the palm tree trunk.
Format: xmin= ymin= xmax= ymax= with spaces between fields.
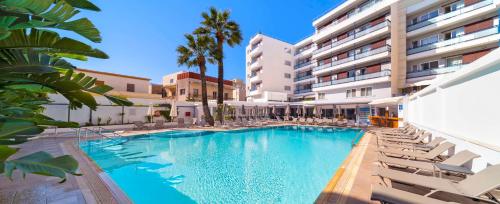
xmin=199 ymin=61 xmax=214 ymax=126
xmin=216 ymin=38 xmax=224 ymax=124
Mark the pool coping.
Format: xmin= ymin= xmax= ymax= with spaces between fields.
xmin=315 ymin=130 xmax=372 ymax=203
xmin=70 ymin=125 xmax=365 ymax=203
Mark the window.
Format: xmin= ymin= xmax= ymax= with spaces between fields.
xmin=126 ymin=83 xmax=135 ymax=92
xmin=420 ymin=35 xmax=439 ymax=46
xmin=284 ymin=73 xmax=291 ymax=78
xmin=444 ymin=1 xmax=464 ymax=14
xmin=420 ymin=60 xmax=439 ymax=70
xmin=346 ymin=89 xmax=356 ymax=98
xmin=193 ymin=89 xmax=199 ymax=97
xmin=446 ymin=56 xmax=463 ymax=67
xmin=444 ymin=28 xmax=464 ymax=40
xmin=169 ymin=79 xmax=174 ymax=83
xmin=318 ymin=93 xmax=326 ymax=99
xmin=360 ymin=87 xmax=372 ymax=96
xmin=213 ymin=91 xmax=217 ymax=99
xmin=224 ymin=93 xmax=229 ymax=100
xmin=95 ymin=80 xmax=105 ymax=86
xmin=180 ymin=89 xmax=185 ymax=95
xmin=284 ymin=86 xmax=291 ymax=91
xmin=285 ymin=60 xmax=291 ymax=66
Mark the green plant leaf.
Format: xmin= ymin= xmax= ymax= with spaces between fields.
xmin=0 ymin=119 xmax=43 ymax=138
xmin=0 ymin=29 xmax=107 ymax=59
xmin=63 ymin=0 xmax=100 ymax=11
xmin=0 ymin=145 xmax=18 ymax=174
xmin=4 ymin=151 xmax=80 ymax=182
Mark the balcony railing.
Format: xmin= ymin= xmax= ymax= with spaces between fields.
xmin=294 ymin=61 xmax=313 ymax=69
xmin=294 ymin=89 xmax=313 ymax=94
xmin=407 ymin=65 xmax=463 ymax=78
xmin=407 ymin=0 xmax=493 ymax=32
xmin=295 ymin=46 xmax=313 ymax=56
xmin=313 ymin=46 xmax=390 ymax=72
xmin=408 ymin=27 xmax=498 ymax=55
xmin=312 ymin=70 xmax=391 ymax=88
xmin=314 ymin=20 xmax=389 ymax=55
xmin=317 ymin=0 xmax=384 ymax=33
xmin=294 ymin=74 xmax=314 ymax=82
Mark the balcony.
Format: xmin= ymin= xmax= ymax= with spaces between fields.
xmin=406 ymin=65 xmax=463 ymax=79
xmin=249 ymin=43 xmax=262 ymax=56
xmin=249 ymin=74 xmax=261 ymax=83
xmin=294 ymin=61 xmax=313 ymax=69
xmin=407 ymin=27 xmax=498 ymax=56
xmin=316 ymin=0 xmax=383 ymax=34
xmin=407 ymin=0 xmax=494 ymax=32
xmin=294 ymin=89 xmax=313 ymax=94
xmin=313 ymin=20 xmax=390 ymax=57
xmin=312 ymin=70 xmax=391 ymax=89
xmin=294 ymin=74 xmax=314 ymax=82
xmin=313 ymin=46 xmax=390 ymax=72
xmin=249 ymin=58 xmax=262 ymax=71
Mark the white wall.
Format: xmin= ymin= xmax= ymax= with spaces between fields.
xmin=43 ymin=94 xmax=168 ymax=125
xmin=77 ymin=70 xmax=151 ymax=93
xmin=404 ymin=48 xmax=500 ymax=171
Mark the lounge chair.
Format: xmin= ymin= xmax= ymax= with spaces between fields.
xmin=378 ymin=136 xmax=445 ymax=151
xmin=371 ymin=185 xmax=459 ymax=204
xmin=298 ymin=118 xmax=306 ymax=125
xmin=133 ymin=121 xmax=149 ymax=130
xmin=153 ymin=120 xmax=165 ymax=129
xmin=337 ymin=119 xmax=347 ymax=126
xmin=378 ymin=150 xmax=480 ymax=176
xmin=377 ymin=132 xmax=431 ymax=144
xmin=374 ymin=164 xmax=500 ymax=203
xmin=291 ymin=117 xmax=298 ymax=123
xmin=378 ymin=142 xmax=455 ymax=161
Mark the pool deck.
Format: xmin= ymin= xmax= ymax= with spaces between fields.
xmin=316 ymin=131 xmax=378 ymax=204
xmin=1 ymin=125 xmax=378 ymax=204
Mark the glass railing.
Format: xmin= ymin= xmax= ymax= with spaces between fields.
xmin=294 ymin=61 xmax=313 ymax=69
xmin=313 ymin=70 xmax=391 ymax=88
xmin=317 ymin=0 xmax=384 ymax=33
xmin=406 ymin=65 xmax=463 ymax=78
xmin=355 ymin=20 xmax=389 ymax=38
xmin=295 ymin=46 xmax=313 ymax=56
xmin=313 ymin=46 xmax=390 ymax=72
xmin=294 ymin=89 xmax=313 ymax=94
xmin=313 ymin=21 xmax=389 ymax=55
xmin=407 ymin=0 xmax=493 ymax=32
xmin=294 ymin=74 xmax=314 ymax=82
xmin=408 ymin=27 xmax=498 ymax=55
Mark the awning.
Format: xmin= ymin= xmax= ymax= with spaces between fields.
xmin=368 ymin=96 xmax=403 ymax=106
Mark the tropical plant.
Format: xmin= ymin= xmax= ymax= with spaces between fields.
xmin=195 ymin=7 xmax=242 ymax=124
xmin=176 ymin=34 xmax=215 ymax=126
xmin=0 ymin=0 xmax=132 ymax=182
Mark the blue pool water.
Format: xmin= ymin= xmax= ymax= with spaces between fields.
xmin=81 ymin=126 xmax=362 ymax=203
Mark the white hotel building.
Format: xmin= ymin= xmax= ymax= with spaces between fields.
xmin=245 ymin=0 xmax=500 ymax=121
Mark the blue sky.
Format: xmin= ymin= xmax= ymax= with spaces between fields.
xmin=70 ymin=0 xmax=343 ymax=84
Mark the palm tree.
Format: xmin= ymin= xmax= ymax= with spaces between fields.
xmin=177 ymin=34 xmax=215 ymax=126
xmin=196 ymin=7 xmax=242 ymax=123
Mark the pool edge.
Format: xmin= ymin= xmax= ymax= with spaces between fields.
xmin=315 ymin=130 xmax=372 ymax=204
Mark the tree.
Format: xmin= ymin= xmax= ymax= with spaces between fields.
xmin=177 ymin=34 xmax=215 ymax=126
xmin=0 ymin=0 xmax=132 ymax=182
xmin=195 ymin=7 xmax=242 ymax=123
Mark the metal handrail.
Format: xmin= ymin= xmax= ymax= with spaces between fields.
xmin=75 ymin=127 xmax=126 ymax=148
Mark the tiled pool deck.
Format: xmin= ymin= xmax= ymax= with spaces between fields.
xmin=0 ymin=126 xmax=378 ymax=204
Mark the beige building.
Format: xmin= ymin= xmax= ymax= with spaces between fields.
xmin=75 ymin=68 xmax=162 ymax=99
xmin=162 ymin=71 xmax=239 ymax=102
xmin=232 ymin=79 xmax=246 ymax=101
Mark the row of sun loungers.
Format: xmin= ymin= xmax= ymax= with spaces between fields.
xmin=369 ymin=124 xmax=500 ymax=204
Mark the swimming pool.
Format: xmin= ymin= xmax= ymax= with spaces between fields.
xmin=81 ymin=126 xmax=362 ymax=203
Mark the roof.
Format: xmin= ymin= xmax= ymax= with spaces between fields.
xmin=76 ymin=68 xmax=151 ymax=81
xmin=176 ymin=72 xmax=234 ymax=86
xmin=368 ymin=96 xmax=403 ymax=106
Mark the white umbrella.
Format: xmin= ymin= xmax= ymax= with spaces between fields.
xmin=170 ymin=102 xmax=177 ymax=118
xmin=147 ymin=105 xmax=154 ymax=124
xmin=302 ymin=106 xmax=306 ymax=117
xmin=319 ymin=107 xmax=324 ymax=118
xmin=272 ymin=106 xmax=276 ymax=115
xmin=313 ymin=106 xmax=317 ymax=116
xmin=285 ymin=104 xmax=290 ymax=117
xmin=296 ymin=106 xmax=301 ymax=116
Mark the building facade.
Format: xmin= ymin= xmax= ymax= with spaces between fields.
xmin=245 ymin=0 xmax=500 ymax=121
xmin=245 ymin=34 xmax=295 ymax=102
xmin=162 ymin=71 xmax=238 ymax=102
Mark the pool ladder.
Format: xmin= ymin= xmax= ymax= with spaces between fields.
xmin=75 ymin=127 xmax=126 ymax=147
